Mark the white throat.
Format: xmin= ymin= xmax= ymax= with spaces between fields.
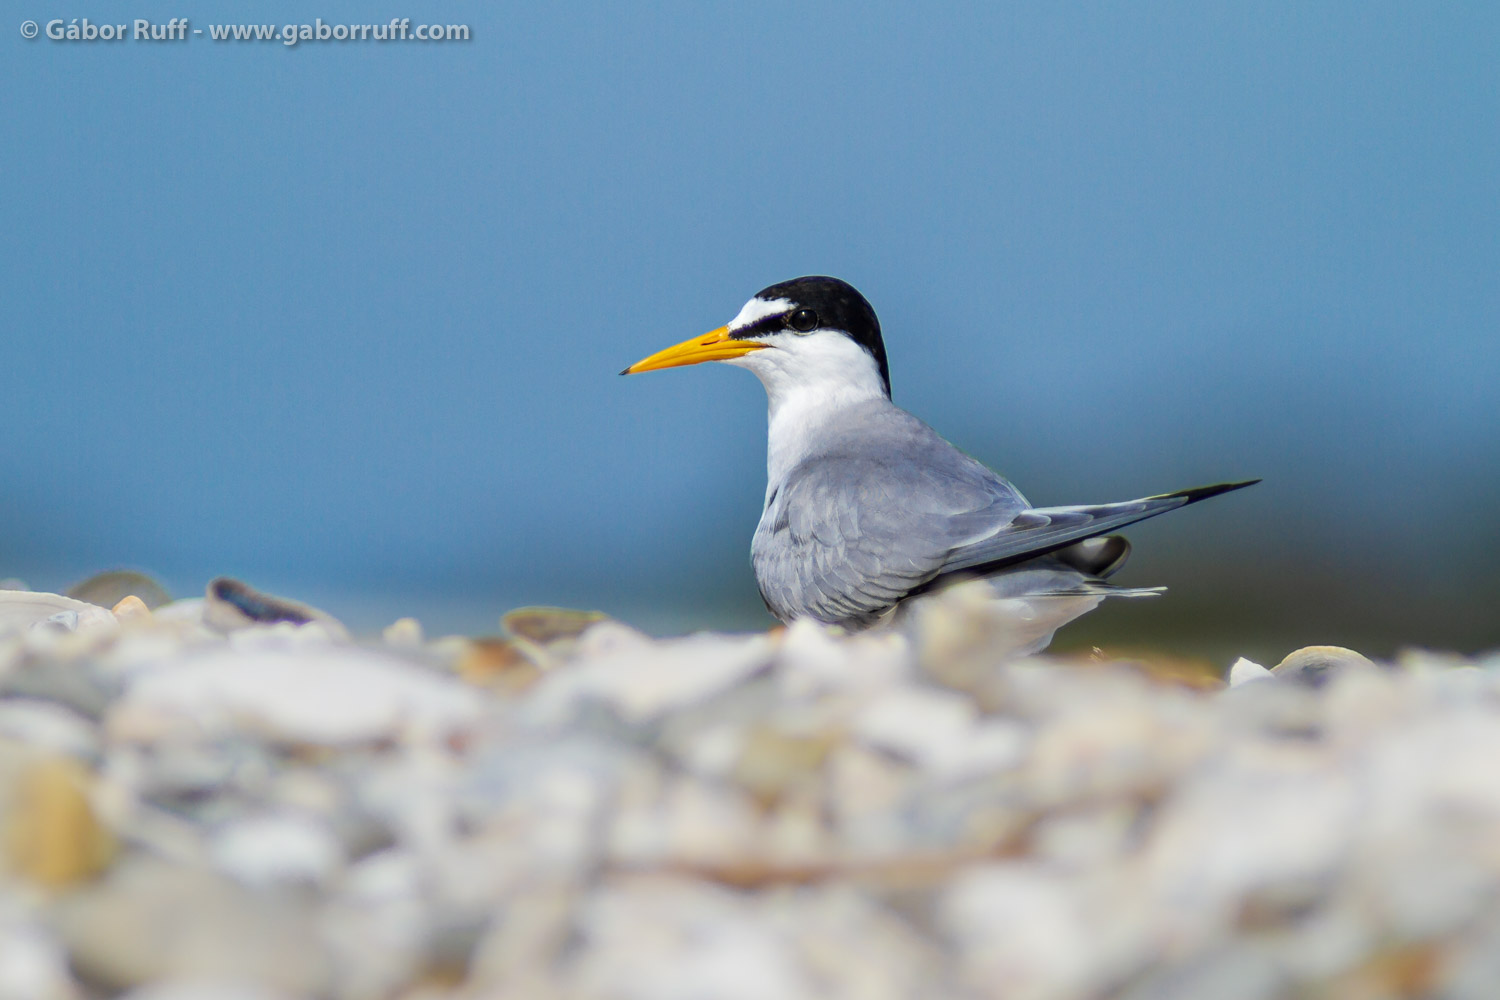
xmin=724 ymin=330 xmax=889 ymax=492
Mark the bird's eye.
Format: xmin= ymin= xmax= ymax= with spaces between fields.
xmin=787 ymin=309 xmax=819 ymax=333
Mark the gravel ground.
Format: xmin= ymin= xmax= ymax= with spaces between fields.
xmin=0 ymin=578 xmax=1496 ymax=1000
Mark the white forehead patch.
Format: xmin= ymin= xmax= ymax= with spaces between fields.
xmin=727 ymin=296 xmax=792 ymax=332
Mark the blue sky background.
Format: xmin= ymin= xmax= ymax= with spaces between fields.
xmin=4 ymin=3 xmax=1497 ymax=659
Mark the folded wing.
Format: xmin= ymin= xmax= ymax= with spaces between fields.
xmin=938 ymin=480 xmax=1260 ymax=578
xmin=754 ymin=455 xmax=1257 ymax=626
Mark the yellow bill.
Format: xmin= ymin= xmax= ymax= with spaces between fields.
xmin=620 ymin=326 xmax=768 ymax=375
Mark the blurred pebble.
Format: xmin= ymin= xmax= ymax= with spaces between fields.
xmin=3 ymin=756 xmax=115 ymax=887
xmin=202 ymin=577 xmax=348 ymax=640
xmin=852 ymin=686 xmax=980 ymax=771
xmin=1271 ymin=645 xmax=1378 ymax=687
xmin=110 ymin=595 xmax=151 ymax=622
xmin=52 ymin=860 xmax=331 ymax=995
xmin=66 ymin=570 xmax=171 ymax=611
xmin=151 ymin=598 xmax=208 ymax=625
xmin=1228 ymin=656 xmax=1272 ymax=687
xmin=0 ymin=579 xmax=1487 ymax=997
xmin=0 ymin=660 xmax=115 ymax=719
xmin=109 ymin=646 xmax=482 ymax=746
xmin=382 ymin=617 xmax=424 ymax=648
xmin=567 ymin=875 xmax=816 ymax=1000
xmin=731 ymin=722 xmax=837 ymax=806
xmin=209 ymin=813 xmax=342 ymax=888
xmin=0 ymin=592 xmax=116 ymax=638
xmin=319 ymin=848 xmax=431 ymax=1000
xmin=115 ymin=986 xmax=297 ymax=1000
xmin=526 ymin=631 xmax=774 ymax=727
xmin=774 ymin=618 xmax=911 ymax=698
xmin=502 ymin=606 xmax=608 ymax=645
xmin=0 ymin=916 xmax=78 ymax=1000
xmin=941 ymin=863 xmax=1132 ymax=1000
xmin=0 ymin=701 xmax=99 ymax=760
xmin=457 ymin=638 xmax=542 ymax=693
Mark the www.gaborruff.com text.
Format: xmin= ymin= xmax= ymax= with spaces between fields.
xmin=31 ymin=18 xmax=470 ymax=45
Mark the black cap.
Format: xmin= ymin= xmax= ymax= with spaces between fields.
xmin=738 ymin=276 xmax=890 ymax=397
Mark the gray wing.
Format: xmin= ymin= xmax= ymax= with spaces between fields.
xmin=753 ymin=444 xmax=1255 ymax=626
xmin=752 ymin=447 xmax=1030 ymax=626
xmin=937 ymin=480 xmax=1259 ymax=578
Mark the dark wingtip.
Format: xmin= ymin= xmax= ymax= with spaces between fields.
xmin=618 ymin=366 xmax=632 ymax=376
xmin=1160 ymin=479 xmax=1262 ymax=504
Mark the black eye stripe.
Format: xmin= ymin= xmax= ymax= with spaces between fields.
xmin=749 ymin=276 xmax=891 ymax=397
xmin=737 ymin=313 xmax=792 ymax=338
xmin=736 ymin=308 xmax=822 ymax=339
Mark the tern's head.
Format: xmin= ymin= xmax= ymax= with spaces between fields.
xmin=622 ymin=276 xmax=891 ymax=399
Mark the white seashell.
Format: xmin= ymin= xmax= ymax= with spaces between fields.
xmin=202 ymin=578 xmax=348 ymax=640
xmin=1228 ymin=656 xmax=1273 ymax=687
xmin=209 ymin=813 xmax=342 ymax=888
xmin=109 ymin=646 xmax=483 ymax=746
xmin=0 ymin=591 xmax=116 ymax=637
xmin=526 ymin=631 xmax=774 ymax=727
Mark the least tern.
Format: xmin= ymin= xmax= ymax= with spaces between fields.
xmin=623 ymin=276 xmax=1255 ymax=641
